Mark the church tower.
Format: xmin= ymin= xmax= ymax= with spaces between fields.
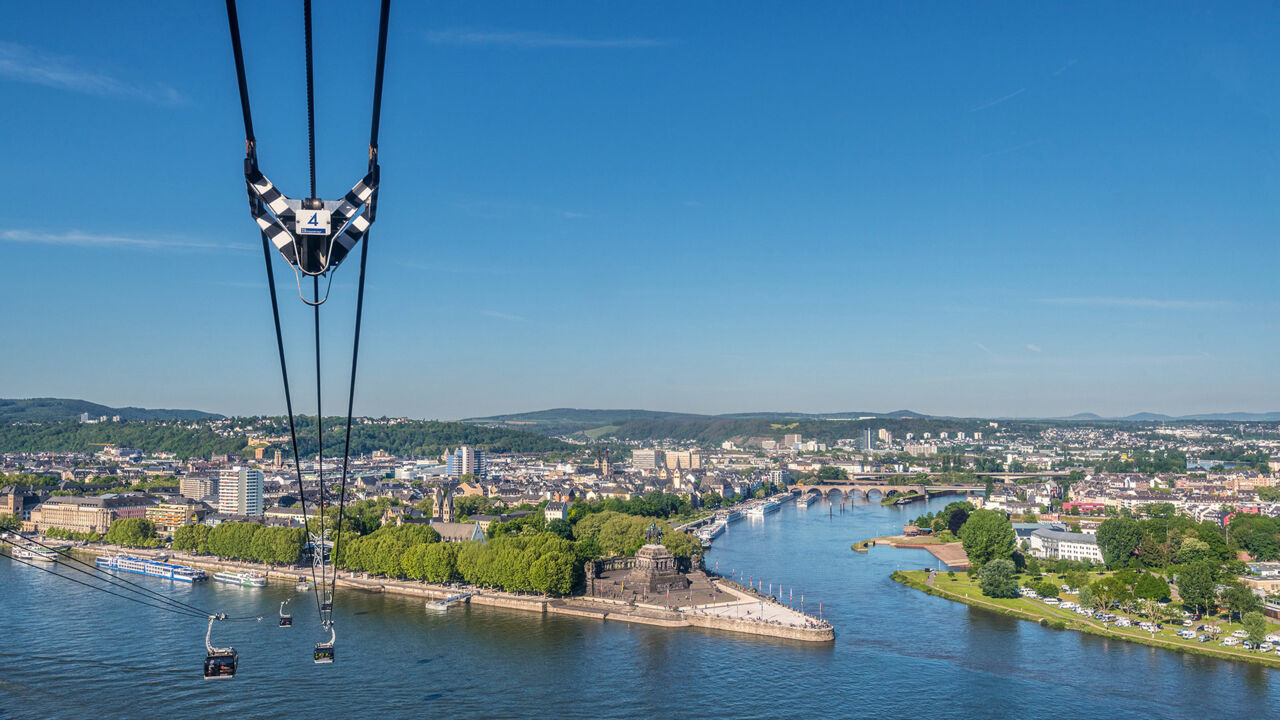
xmin=432 ymin=483 xmax=455 ymax=523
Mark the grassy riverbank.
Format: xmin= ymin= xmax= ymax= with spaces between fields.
xmin=892 ymin=569 xmax=1280 ymax=668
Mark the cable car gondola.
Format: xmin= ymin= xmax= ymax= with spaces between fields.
xmin=279 ymin=600 xmax=292 ymax=628
xmin=314 ymin=626 xmax=335 ymax=664
xmin=204 ymin=615 xmax=238 ymax=680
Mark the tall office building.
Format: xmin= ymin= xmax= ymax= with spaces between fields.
xmin=859 ymin=428 xmax=874 ymax=451
xmin=632 ymin=449 xmax=662 ymax=470
xmin=217 ymin=466 xmax=263 ymax=516
xmin=180 ymin=474 xmax=217 ymax=502
xmin=446 ymin=446 xmax=484 ymax=477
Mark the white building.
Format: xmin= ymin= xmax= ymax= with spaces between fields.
xmin=217 ymin=466 xmax=264 ymax=516
xmin=1027 ymin=528 xmax=1103 ymax=564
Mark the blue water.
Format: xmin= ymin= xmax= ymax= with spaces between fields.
xmin=1 ymin=494 xmax=1275 ymax=719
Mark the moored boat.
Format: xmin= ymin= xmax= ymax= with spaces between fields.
xmin=214 ymin=570 xmax=268 ymax=587
xmin=95 ymin=553 xmax=207 ymax=582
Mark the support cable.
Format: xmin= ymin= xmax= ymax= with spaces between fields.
xmin=5 ymin=552 xmax=208 ymax=618
xmin=330 ymin=0 xmax=390 ymax=611
xmin=8 ymin=531 xmax=215 ymax=617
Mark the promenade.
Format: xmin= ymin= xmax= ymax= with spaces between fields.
xmin=66 ymin=543 xmax=835 ymax=642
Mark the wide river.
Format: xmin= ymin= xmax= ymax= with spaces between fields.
xmin=2 ymin=495 xmax=1277 ymax=719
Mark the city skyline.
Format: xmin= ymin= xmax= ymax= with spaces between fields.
xmin=3 ymin=1 xmax=1278 ymax=420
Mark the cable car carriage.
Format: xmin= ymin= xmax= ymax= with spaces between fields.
xmin=279 ymin=600 xmax=292 ymax=628
xmin=204 ymin=615 xmax=238 ymax=680
xmin=314 ymin=626 xmax=335 ymax=664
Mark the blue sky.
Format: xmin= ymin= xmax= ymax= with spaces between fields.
xmin=2 ymin=1 xmax=1277 ymax=419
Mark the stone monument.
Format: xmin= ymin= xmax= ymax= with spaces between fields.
xmin=624 ymin=521 xmax=689 ymax=593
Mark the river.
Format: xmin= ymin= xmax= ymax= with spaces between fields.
xmin=1 ymin=494 xmax=1276 ymax=719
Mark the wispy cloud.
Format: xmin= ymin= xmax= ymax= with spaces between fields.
xmin=980 ymin=138 xmax=1047 ymax=160
xmin=427 ymin=29 xmax=671 ymax=49
xmin=1026 ymin=344 xmax=1042 ymax=353
xmin=969 ymin=87 xmax=1025 ymax=112
xmin=1039 ymin=297 xmax=1237 ymax=310
xmin=975 ymin=342 xmax=997 ymax=357
xmin=481 ymin=310 xmax=526 ymax=322
xmin=0 ymin=41 xmax=184 ymax=105
xmin=1 ymin=229 xmax=249 ymax=252
xmin=1053 ymin=58 xmax=1078 ymax=77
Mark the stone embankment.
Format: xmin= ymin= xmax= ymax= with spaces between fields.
xmin=70 ymin=544 xmax=834 ymax=643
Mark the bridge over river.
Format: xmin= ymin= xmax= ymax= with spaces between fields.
xmin=789 ymin=483 xmax=986 ymax=500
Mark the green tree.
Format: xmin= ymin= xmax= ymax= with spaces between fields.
xmin=0 ymin=513 xmax=19 ymax=532
xmin=1096 ymin=518 xmax=1143 ymax=569
xmin=413 ymin=497 xmax=434 ymax=517
xmin=817 ymin=465 xmax=848 ymax=481
xmin=1176 ymin=561 xmax=1217 ymax=615
xmin=545 ymin=518 xmax=574 ymax=540
xmin=105 ymin=518 xmax=160 ymax=548
xmin=1220 ymin=581 xmax=1261 ymax=622
xmin=661 ymin=530 xmax=702 ymax=559
xmin=421 ymin=542 xmax=460 ymax=583
xmin=173 ymin=523 xmax=211 ymax=554
xmin=1243 ymin=611 xmax=1268 ymax=646
xmin=1134 ymin=573 xmax=1171 ymax=601
xmin=978 ymin=558 xmax=1019 ymax=598
xmin=958 ymin=509 xmax=1016 ymax=569
xmin=208 ymin=521 xmax=262 ymax=561
xmin=1175 ymin=537 xmax=1214 ymax=565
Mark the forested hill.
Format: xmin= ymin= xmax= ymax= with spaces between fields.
xmin=462 ymin=407 xmax=934 ymax=438
xmin=592 ymin=417 xmax=994 ymax=445
xmin=0 ymin=419 xmax=575 ymax=460
xmin=0 ymin=398 xmax=222 ymax=422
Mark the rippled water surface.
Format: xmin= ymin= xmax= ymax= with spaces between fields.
xmin=2 ymin=495 xmax=1276 ymax=719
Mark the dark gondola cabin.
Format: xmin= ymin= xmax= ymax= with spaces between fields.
xmin=204 ymin=649 xmax=238 ymax=679
xmin=314 ymin=643 xmax=334 ymax=664
xmin=279 ymin=614 xmax=292 ymax=627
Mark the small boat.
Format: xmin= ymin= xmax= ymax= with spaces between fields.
xmin=296 ymin=576 xmax=314 ymax=592
xmin=214 ymin=570 xmax=268 ymax=587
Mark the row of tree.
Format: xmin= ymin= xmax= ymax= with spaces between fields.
xmin=332 ymin=523 xmax=579 ymax=595
xmin=104 ymin=518 xmax=161 ymax=548
xmin=172 ymin=522 xmax=305 ymax=566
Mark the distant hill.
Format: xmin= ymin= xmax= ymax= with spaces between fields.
xmin=463 ymin=407 xmax=979 ymax=443
xmin=461 ymin=408 xmax=708 ymax=437
xmin=464 ymin=406 xmax=1280 ymax=444
xmin=0 ymin=398 xmax=223 ymax=422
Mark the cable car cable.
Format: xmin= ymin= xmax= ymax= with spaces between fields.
xmin=5 ymin=551 xmax=208 ymax=618
xmin=8 ymin=530 xmax=218 ymax=617
xmin=330 ymin=0 xmax=388 ymax=607
xmin=225 ymin=0 xmax=324 ymax=620
xmin=224 ymin=0 xmax=391 ymax=639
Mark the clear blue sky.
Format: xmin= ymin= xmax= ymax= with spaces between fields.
xmin=2 ymin=1 xmax=1277 ymax=419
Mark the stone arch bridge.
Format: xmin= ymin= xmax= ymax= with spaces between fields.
xmin=789 ymin=483 xmax=985 ymax=500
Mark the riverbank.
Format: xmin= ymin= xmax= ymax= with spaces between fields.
xmin=854 ymin=535 xmax=970 ymax=569
xmin=893 ymin=569 xmax=1280 ymax=668
xmin=64 ymin=544 xmax=833 ymax=643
